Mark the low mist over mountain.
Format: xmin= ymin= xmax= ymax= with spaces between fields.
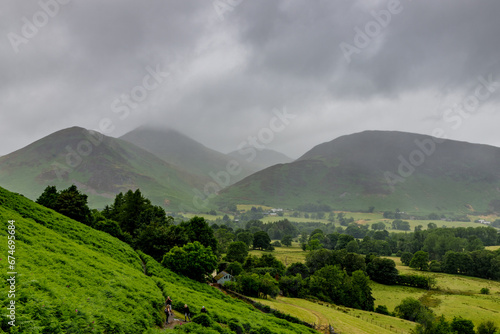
xmin=0 ymin=127 xmax=203 ymax=209
xmin=217 ymin=131 xmax=500 ymax=214
xmin=227 ymin=147 xmax=293 ymax=171
xmin=120 ymin=126 xmax=292 ymax=183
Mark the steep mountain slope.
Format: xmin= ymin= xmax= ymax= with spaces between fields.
xmin=0 ymin=126 xmax=204 ymax=210
xmin=0 ymin=186 xmax=318 ymax=333
xmin=227 ymin=147 xmax=294 ymax=170
xmin=120 ymin=126 xmax=259 ymax=185
xmin=217 ymin=131 xmax=500 ymax=213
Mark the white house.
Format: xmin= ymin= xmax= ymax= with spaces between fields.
xmin=214 ymin=271 xmax=233 ymax=285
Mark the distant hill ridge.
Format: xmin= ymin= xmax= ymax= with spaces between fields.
xmin=120 ymin=125 xmax=293 ymax=185
xmin=217 ymin=130 xmax=500 ymax=213
xmin=0 ymin=126 xmax=203 ymax=209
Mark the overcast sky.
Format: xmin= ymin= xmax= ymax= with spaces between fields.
xmin=1 ymin=0 xmax=499 ymax=159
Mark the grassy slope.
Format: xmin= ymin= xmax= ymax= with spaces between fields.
xmin=253 ymin=297 xmax=416 ymax=334
xmin=0 ymin=187 xmax=163 ymax=333
xmin=250 ymin=246 xmax=500 ymax=329
xmin=372 ymin=257 xmax=500 ymax=327
xmin=0 ymin=186 xmax=318 ymax=334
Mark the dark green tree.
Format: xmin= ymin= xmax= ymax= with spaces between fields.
xmin=226 ymin=261 xmax=243 ymax=276
xmin=55 ymin=185 xmax=92 ymax=225
xmin=236 ymin=231 xmax=254 ymax=248
xmin=477 ymin=320 xmax=498 ymax=334
xmin=281 ymin=235 xmax=293 ymax=247
xmin=400 ymin=252 xmax=413 ymax=266
xmin=285 ymin=262 xmax=310 ymax=279
xmin=410 ymin=251 xmax=429 ymax=271
xmin=366 ymin=257 xmax=398 ymax=285
xmin=161 ymin=241 xmax=217 ymax=282
xmin=394 ymin=297 xmax=434 ymax=325
xmin=36 ymin=185 xmax=58 ymax=210
xmin=225 ymin=241 xmax=249 ymax=263
xmin=181 ymin=216 xmax=218 ymax=253
xmin=253 ymin=231 xmax=271 ymax=250
xmin=450 ymin=317 xmax=475 ymax=334
xmin=135 ymin=216 xmax=174 ymax=262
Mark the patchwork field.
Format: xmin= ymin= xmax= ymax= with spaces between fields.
xmin=373 ymin=257 xmax=500 ymax=327
xmin=253 ymin=296 xmax=417 ymax=334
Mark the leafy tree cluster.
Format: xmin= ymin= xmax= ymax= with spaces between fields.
xmin=224 ymin=250 xmax=374 ymax=311
xmin=401 ymin=247 xmax=500 ymax=280
xmin=36 ymin=185 xmax=92 ymax=225
xmin=392 ymin=226 xmax=499 ymax=260
xmin=161 ymin=241 xmax=218 ymax=282
xmin=392 ymin=219 xmax=411 ymax=231
xmin=395 ymin=297 xmax=497 ymax=334
xmin=295 ymin=203 xmax=332 ymax=212
xmin=441 ymin=249 xmax=500 ymax=279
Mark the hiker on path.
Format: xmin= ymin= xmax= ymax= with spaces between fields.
xmin=200 ymin=306 xmax=207 ymax=314
xmin=165 ymin=304 xmax=172 ymax=324
xmin=184 ymin=304 xmax=191 ymax=322
xmin=165 ymin=296 xmax=173 ymax=324
xmin=166 ymin=296 xmax=172 ymax=309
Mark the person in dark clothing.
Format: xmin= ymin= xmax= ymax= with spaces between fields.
xmin=164 ymin=296 xmax=173 ymax=324
xmin=165 ymin=304 xmax=172 ymax=324
xmin=183 ymin=304 xmax=191 ymax=322
xmin=200 ymin=306 xmax=207 ymax=313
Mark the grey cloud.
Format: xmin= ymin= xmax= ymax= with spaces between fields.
xmin=0 ymin=0 xmax=499 ymax=158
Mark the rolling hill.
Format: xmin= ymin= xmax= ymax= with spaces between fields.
xmin=120 ymin=126 xmax=292 ymax=185
xmin=0 ymin=185 xmax=319 ymax=333
xmin=0 ymin=126 xmax=204 ymax=210
xmin=227 ymin=146 xmax=293 ymax=171
xmin=216 ymin=130 xmax=500 ymax=214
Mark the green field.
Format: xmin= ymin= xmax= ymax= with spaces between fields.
xmin=373 ymin=257 xmax=500 ymax=327
xmin=249 ymin=246 xmax=500 ymax=330
xmin=253 ymin=297 xmax=417 ymax=334
xmin=250 ymin=243 xmax=306 ymax=266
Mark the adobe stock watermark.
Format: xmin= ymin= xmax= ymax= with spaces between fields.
xmin=384 ymin=74 xmax=499 ymax=191
xmin=213 ymin=0 xmax=244 ymax=21
xmin=180 ymin=107 xmax=296 ymax=211
xmin=339 ymin=0 xmax=409 ymax=64
xmin=7 ymin=0 xmax=72 ymax=54
xmin=50 ymin=63 xmax=172 ymax=180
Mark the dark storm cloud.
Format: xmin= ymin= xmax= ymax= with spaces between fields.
xmin=0 ymin=0 xmax=499 ymax=158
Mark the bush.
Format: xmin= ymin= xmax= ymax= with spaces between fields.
xmin=375 ymin=305 xmax=390 ymax=316
xmin=228 ymin=319 xmax=244 ymax=334
xmin=480 ymin=287 xmax=490 ymax=295
xmin=192 ymin=313 xmax=212 ymax=327
xmin=477 ymin=320 xmax=498 ymax=334
xmin=450 ymin=316 xmax=475 ymax=334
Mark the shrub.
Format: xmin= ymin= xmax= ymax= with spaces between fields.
xmin=192 ymin=313 xmax=212 ymax=327
xmin=477 ymin=320 xmax=498 ymax=334
xmin=480 ymin=287 xmax=490 ymax=295
xmin=375 ymin=305 xmax=390 ymax=316
xmin=228 ymin=319 xmax=244 ymax=334
xmin=450 ymin=316 xmax=475 ymax=334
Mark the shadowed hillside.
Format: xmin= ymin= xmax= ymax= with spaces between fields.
xmin=0 ymin=127 xmax=204 ymax=209
xmin=217 ymin=131 xmax=500 ymax=214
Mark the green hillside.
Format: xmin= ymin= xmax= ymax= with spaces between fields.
xmin=0 ymin=186 xmax=318 ymax=333
xmin=217 ymin=131 xmax=500 ymax=214
xmin=0 ymin=127 xmax=204 ymax=210
xmin=120 ymin=126 xmax=258 ymax=185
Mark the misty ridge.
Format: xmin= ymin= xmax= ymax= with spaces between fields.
xmin=1 ymin=125 xmax=499 ymax=216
